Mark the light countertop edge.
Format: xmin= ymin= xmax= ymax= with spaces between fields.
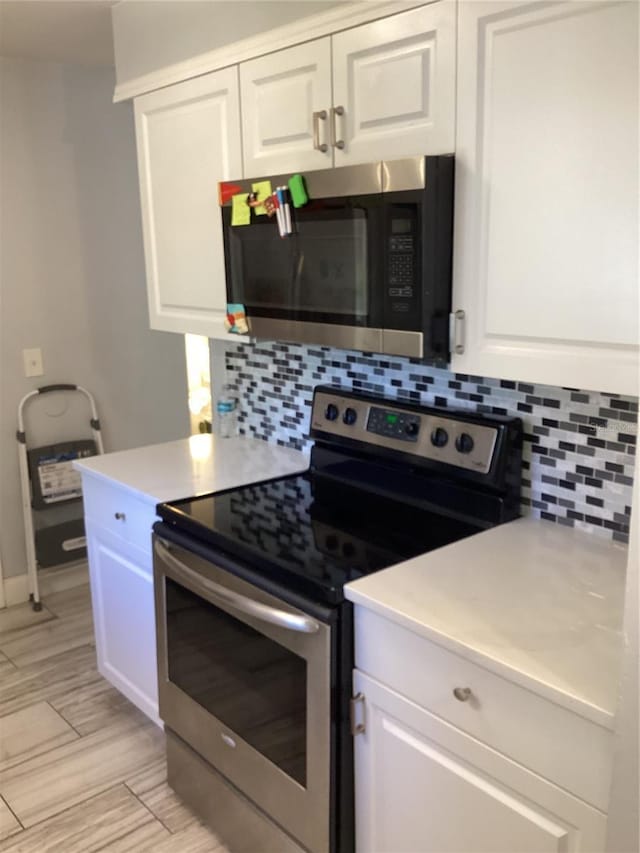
xmin=73 ymin=435 xmax=310 ymax=506
xmin=345 ymin=517 xmax=628 ymax=731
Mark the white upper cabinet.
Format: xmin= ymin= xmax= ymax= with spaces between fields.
xmin=240 ymin=39 xmax=332 ymax=176
xmin=452 ymin=0 xmax=639 ymax=394
xmin=240 ymin=2 xmax=456 ymax=176
xmin=332 ymin=2 xmax=455 ymax=166
xmin=134 ymin=67 xmax=242 ymax=338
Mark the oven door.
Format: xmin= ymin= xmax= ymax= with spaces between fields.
xmin=153 ymin=534 xmax=333 ymax=853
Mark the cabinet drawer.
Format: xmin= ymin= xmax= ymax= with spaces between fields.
xmin=81 ymin=475 xmax=157 ymax=557
xmin=354 ymin=607 xmax=613 ymax=811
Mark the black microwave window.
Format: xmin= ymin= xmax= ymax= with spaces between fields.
xmin=227 ymin=206 xmax=369 ymax=321
xmin=166 ymin=578 xmax=307 ymax=786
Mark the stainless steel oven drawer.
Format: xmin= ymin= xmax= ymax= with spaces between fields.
xmin=167 ymin=729 xmax=305 ymax=853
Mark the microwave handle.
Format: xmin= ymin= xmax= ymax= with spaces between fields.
xmin=154 ymin=538 xmax=320 ymax=634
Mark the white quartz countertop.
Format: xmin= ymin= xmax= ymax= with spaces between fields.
xmin=345 ymin=517 xmax=628 ymax=728
xmin=74 ymin=435 xmax=309 ymax=504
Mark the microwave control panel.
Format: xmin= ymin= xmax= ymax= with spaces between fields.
xmin=387 ymin=210 xmax=418 ymax=320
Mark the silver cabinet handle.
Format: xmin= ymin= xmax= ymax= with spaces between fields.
xmin=331 ymin=105 xmax=345 ymax=149
xmin=453 ymin=687 xmax=472 ymax=702
xmin=350 ymin=692 xmax=366 ymax=735
xmin=114 ymin=512 xmax=126 ymax=521
xmin=451 ymin=310 xmax=465 ymax=355
xmin=154 ymin=539 xmax=320 ymax=634
xmin=312 ymin=109 xmax=328 ymax=152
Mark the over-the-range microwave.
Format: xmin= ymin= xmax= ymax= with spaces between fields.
xmin=220 ymin=155 xmax=454 ymax=360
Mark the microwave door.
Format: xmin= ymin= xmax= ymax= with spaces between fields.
xmin=223 ymin=188 xmax=385 ymax=352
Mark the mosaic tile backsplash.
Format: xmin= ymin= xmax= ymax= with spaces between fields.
xmin=223 ymin=341 xmax=637 ymax=544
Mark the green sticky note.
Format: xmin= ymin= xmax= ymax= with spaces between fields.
xmin=251 ymin=180 xmax=272 ymax=216
xmin=231 ymin=193 xmax=250 ymax=226
xmin=288 ymin=174 xmax=308 ymax=208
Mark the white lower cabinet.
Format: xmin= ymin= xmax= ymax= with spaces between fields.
xmin=354 ymin=670 xmax=606 ymax=853
xmin=352 ymin=606 xmax=611 ymax=853
xmin=81 ymin=475 xmax=160 ymax=725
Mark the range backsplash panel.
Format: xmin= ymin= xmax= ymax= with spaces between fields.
xmin=224 ymin=341 xmax=637 ymax=544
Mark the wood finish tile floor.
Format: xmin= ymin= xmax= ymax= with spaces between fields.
xmin=0 ymin=583 xmax=228 ymax=852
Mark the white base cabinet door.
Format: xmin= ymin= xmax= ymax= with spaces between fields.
xmin=134 ymin=67 xmax=242 ymax=338
xmin=86 ymin=521 xmax=160 ymax=726
xmin=452 ymin=0 xmax=639 ymax=394
xmin=353 ymin=670 xmax=607 ymax=853
xmin=332 ymin=1 xmax=456 ymax=166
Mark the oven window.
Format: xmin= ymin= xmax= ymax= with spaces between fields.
xmin=165 ymin=578 xmax=307 ymax=787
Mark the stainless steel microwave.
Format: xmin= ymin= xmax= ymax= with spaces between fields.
xmin=220 ymin=155 xmax=454 ymax=360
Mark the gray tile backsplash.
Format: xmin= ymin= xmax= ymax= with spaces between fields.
xmin=224 ymin=341 xmax=636 ymax=543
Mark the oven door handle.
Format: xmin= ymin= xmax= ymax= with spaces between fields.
xmin=155 ymin=539 xmax=320 ymax=634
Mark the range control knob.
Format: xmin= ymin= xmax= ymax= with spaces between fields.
xmin=343 ymin=407 xmax=357 ymax=426
xmin=455 ymin=433 xmax=475 ymax=454
xmin=431 ymin=427 xmax=449 ymax=448
xmin=325 ymin=403 xmax=339 ymax=421
xmin=405 ymin=421 xmax=419 ymax=437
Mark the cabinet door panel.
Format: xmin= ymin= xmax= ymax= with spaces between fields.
xmin=452 ymin=1 xmax=639 ymax=392
xmin=134 ymin=67 xmax=241 ymax=337
xmin=332 ymin=3 xmax=455 ymax=165
xmin=87 ymin=522 xmax=160 ymax=725
xmin=354 ymin=671 xmax=606 ymax=853
xmin=240 ymin=39 xmax=332 ymax=175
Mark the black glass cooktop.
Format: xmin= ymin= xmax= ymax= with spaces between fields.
xmin=157 ymin=472 xmax=483 ymax=604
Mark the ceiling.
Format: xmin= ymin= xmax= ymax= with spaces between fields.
xmin=0 ymin=1 xmax=116 ymax=67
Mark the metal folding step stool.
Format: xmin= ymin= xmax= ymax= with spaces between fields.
xmin=17 ymin=384 xmax=104 ymax=610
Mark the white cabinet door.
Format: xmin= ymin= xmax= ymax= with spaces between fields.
xmin=86 ymin=521 xmax=160 ymax=725
xmin=332 ymin=2 xmax=456 ymax=166
xmin=240 ymin=39 xmax=332 ymax=176
xmin=353 ymin=671 xmax=606 ymax=853
xmin=452 ymin=0 xmax=639 ymax=394
xmin=134 ymin=67 xmax=242 ymax=338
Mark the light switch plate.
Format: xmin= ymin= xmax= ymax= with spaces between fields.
xmin=23 ymin=348 xmax=44 ymax=377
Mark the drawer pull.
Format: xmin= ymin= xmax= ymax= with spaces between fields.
xmin=453 ymin=687 xmax=472 ymax=702
xmin=114 ymin=512 xmax=126 ymax=521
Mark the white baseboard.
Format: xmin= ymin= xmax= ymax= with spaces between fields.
xmin=4 ymin=574 xmax=30 ymax=607
xmin=2 ymin=561 xmax=89 ymax=608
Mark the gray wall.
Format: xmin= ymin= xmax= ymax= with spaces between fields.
xmin=112 ymin=0 xmax=343 ymax=85
xmin=0 ymin=58 xmax=188 ymax=580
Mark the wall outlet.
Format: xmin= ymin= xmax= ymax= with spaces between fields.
xmin=23 ymin=348 xmax=44 ymax=377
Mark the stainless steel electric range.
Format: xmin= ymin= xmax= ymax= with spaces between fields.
xmin=152 ymin=386 xmax=523 ymax=853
